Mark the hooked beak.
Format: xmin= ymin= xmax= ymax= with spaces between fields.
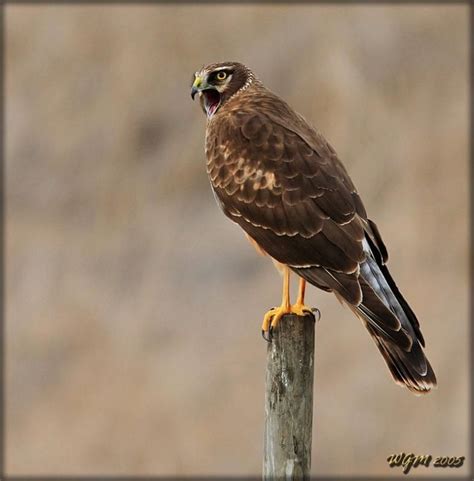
xmin=191 ymin=75 xmax=204 ymax=100
xmin=191 ymin=73 xmax=221 ymax=117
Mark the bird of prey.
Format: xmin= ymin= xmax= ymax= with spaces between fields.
xmin=191 ymin=61 xmax=436 ymax=394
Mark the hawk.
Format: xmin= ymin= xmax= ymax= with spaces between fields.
xmin=191 ymin=61 xmax=436 ymax=394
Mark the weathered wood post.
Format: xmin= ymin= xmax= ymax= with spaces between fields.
xmin=263 ymin=313 xmax=316 ymax=480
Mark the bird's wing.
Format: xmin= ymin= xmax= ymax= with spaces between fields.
xmin=209 ymin=103 xmax=368 ymax=273
xmin=210 ymin=101 xmax=382 ymax=306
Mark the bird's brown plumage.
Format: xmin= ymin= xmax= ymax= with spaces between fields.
xmin=193 ymin=61 xmax=436 ymax=394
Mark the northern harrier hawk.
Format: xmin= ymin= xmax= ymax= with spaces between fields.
xmin=191 ymin=61 xmax=436 ymax=394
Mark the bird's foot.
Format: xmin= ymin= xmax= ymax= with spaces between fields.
xmin=261 ymin=302 xmax=317 ymax=342
xmin=290 ymin=300 xmax=314 ymax=318
xmin=261 ymin=304 xmax=289 ymax=342
xmin=294 ymin=302 xmax=321 ymax=323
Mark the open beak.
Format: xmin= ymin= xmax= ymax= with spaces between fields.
xmin=191 ymin=74 xmax=221 ymax=117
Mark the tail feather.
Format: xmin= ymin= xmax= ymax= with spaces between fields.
xmin=367 ymin=325 xmax=436 ymax=394
xmin=364 ymin=226 xmax=425 ymax=346
xmin=293 ymin=229 xmax=437 ymax=394
xmin=357 ymin=276 xmax=412 ymax=351
xmin=356 ymin=238 xmax=436 ymax=394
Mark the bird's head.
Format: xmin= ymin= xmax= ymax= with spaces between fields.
xmin=191 ymin=62 xmax=255 ymax=117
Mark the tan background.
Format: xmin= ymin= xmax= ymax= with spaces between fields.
xmin=6 ymin=4 xmax=469 ymax=477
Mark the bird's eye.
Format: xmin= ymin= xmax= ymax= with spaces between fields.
xmin=216 ymin=71 xmax=227 ymax=81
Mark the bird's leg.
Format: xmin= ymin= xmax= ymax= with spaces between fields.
xmin=296 ymin=277 xmax=306 ymax=305
xmin=262 ymin=265 xmax=291 ymax=339
xmin=262 ymin=274 xmax=318 ymax=341
xmin=291 ymin=278 xmax=314 ymax=317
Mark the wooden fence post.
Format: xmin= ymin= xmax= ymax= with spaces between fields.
xmin=263 ymin=313 xmax=316 ymax=480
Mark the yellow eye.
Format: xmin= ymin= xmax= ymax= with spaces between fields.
xmin=216 ymin=71 xmax=227 ymax=80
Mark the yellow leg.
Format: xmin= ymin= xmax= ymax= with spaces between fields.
xmin=296 ymin=278 xmax=306 ymax=305
xmin=261 ymin=270 xmax=314 ymax=339
xmin=262 ymin=266 xmax=291 ymax=334
xmin=291 ymin=278 xmax=313 ymax=316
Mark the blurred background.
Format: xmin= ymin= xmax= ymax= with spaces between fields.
xmin=5 ymin=4 xmax=469 ymax=477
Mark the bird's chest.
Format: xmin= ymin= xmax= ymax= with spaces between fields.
xmin=205 ymin=129 xmax=272 ymax=193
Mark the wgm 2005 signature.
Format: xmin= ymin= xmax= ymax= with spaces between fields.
xmin=387 ymin=452 xmax=465 ymax=475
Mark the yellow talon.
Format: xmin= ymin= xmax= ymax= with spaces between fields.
xmin=290 ymin=301 xmax=313 ymax=317
xmin=261 ymin=270 xmax=315 ymax=340
xmin=262 ymin=304 xmax=292 ymax=333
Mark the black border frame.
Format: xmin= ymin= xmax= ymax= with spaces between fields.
xmin=2 ymin=1 xmax=471 ymax=480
